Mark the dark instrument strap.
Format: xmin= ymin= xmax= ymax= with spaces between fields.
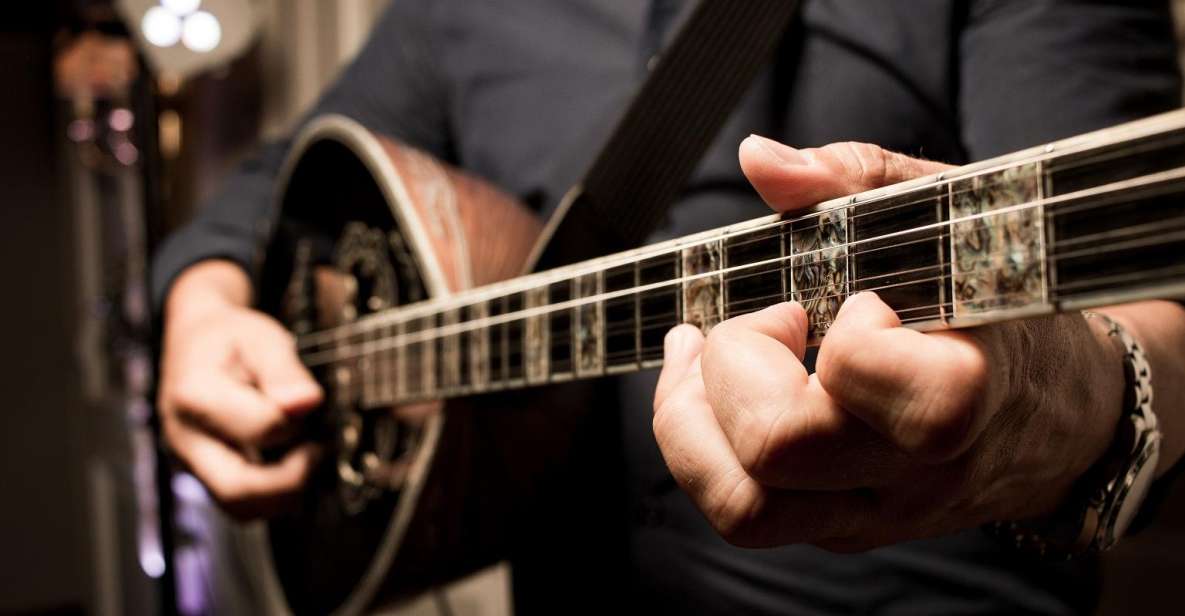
xmin=532 ymin=0 xmax=802 ymax=270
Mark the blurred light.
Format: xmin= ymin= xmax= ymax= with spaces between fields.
xmin=140 ymin=549 xmax=166 ymax=578
xmin=172 ymin=472 xmax=209 ymax=502
xmin=108 ymin=108 xmax=134 ymax=132
xmin=67 ymin=119 xmax=94 ymax=143
xmin=161 ymin=0 xmax=201 ymax=16
xmin=142 ymin=6 xmax=182 ymax=48
xmin=181 ymin=11 xmax=221 ymax=53
xmin=114 ymin=142 xmax=140 ymax=165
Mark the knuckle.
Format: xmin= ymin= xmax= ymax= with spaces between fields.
xmin=205 ymin=474 xmax=250 ymax=508
xmin=703 ymin=319 xmax=737 ymax=353
xmin=830 ymin=141 xmax=889 ymax=188
xmin=737 ymin=404 xmax=802 ymax=485
xmin=159 ymin=414 xmax=186 ymax=451
xmin=706 ymin=474 xmax=763 ymax=547
xmin=651 ymin=393 xmax=687 ymax=445
xmin=815 ymin=330 xmax=860 ymax=390
xmin=169 ymin=374 xmax=206 ymax=411
xmin=651 ymin=399 xmax=675 ymax=444
xmin=896 ymin=365 xmax=985 ymax=462
xmin=896 ymin=397 xmax=971 ymax=461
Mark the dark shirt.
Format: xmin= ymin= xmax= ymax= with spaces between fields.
xmin=152 ymin=1 xmax=1182 ymax=613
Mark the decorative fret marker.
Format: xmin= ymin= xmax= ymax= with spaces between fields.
xmin=681 ymin=240 xmax=723 ymax=333
xmin=524 ymin=286 xmax=550 ymax=383
xmin=791 ymin=209 xmax=848 ymax=341
xmin=466 ymin=302 xmax=490 ymax=389
xmin=575 ymin=273 xmax=604 ymax=376
xmin=950 ymin=163 xmax=1047 ymax=317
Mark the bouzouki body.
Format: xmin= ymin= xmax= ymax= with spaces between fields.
xmin=240 ymin=109 xmax=1185 ymax=613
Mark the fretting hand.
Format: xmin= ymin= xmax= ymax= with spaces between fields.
xmin=652 ymin=136 xmax=1130 ymax=550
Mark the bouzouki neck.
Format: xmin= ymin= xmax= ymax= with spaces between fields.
xmin=300 ymin=110 xmax=1185 ymax=408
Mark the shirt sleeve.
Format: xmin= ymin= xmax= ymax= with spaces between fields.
xmin=961 ymin=0 xmax=1185 ymax=527
xmin=150 ymin=0 xmax=452 ymax=312
xmin=959 ymin=0 xmax=1181 ymax=159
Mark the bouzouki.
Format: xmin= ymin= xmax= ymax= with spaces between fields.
xmin=240 ymin=109 xmax=1185 ymax=613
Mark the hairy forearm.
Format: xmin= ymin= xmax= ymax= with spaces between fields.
xmin=1099 ymin=300 xmax=1185 ymax=477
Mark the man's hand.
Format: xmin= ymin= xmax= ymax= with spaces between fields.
xmin=652 ymin=136 xmax=1127 ymax=550
xmin=159 ymin=260 xmax=323 ymax=519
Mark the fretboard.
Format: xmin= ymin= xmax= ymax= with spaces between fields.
xmin=299 ymin=110 xmax=1185 ymax=408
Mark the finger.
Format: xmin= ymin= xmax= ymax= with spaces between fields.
xmin=702 ymin=304 xmax=908 ymax=489
xmin=170 ymin=369 xmax=296 ymax=447
xmin=393 ymin=401 xmax=444 ymax=425
xmin=238 ymin=314 xmax=324 ymax=415
xmin=654 ymin=324 xmax=705 ymax=413
xmin=816 ymin=292 xmax=1002 ymax=462
xmin=652 ymin=364 xmax=874 ymax=547
xmin=739 ymin=136 xmax=952 ymax=212
xmin=168 ymin=419 xmax=320 ymax=520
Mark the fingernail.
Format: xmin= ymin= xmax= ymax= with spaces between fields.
xmin=274 ymin=382 xmax=322 ymax=407
xmin=664 ymin=326 xmax=688 ymax=358
xmin=834 ymin=292 xmax=869 ymax=318
xmin=747 ymin=134 xmax=808 ymax=165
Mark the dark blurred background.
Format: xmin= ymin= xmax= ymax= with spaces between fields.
xmin=0 ymin=1 xmax=1182 ymax=614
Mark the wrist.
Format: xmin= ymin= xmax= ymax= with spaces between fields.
xmin=165 ymin=259 xmax=253 ymax=328
xmin=1075 ymin=312 xmax=1130 ymax=475
xmin=990 ymin=312 xmax=1162 ymax=558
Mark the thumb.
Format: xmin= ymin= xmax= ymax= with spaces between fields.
xmin=739 ymin=135 xmax=952 ymax=213
xmin=653 ymin=324 xmax=705 ymax=413
xmin=239 ymin=315 xmax=324 ymax=415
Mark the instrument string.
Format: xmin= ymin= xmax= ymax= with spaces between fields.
xmin=300 ymin=220 xmax=1184 ymax=367
xmin=297 ymin=172 xmax=1185 ymax=357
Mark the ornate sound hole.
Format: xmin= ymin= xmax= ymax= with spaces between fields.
xmin=312 ymin=222 xmax=431 ymax=516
